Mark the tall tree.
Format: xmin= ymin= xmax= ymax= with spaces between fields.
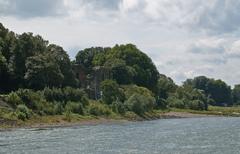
xmin=232 ymin=84 xmax=240 ymax=105
xmin=47 ymin=44 xmax=78 ymax=87
xmin=184 ymin=76 xmax=232 ymax=106
xmin=24 ymin=54 xmax=64 ymax=89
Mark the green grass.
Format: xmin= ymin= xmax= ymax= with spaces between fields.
xmin=171 ymin=105 xmax=240 ymax=116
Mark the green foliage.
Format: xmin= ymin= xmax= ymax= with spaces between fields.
xmin=75 ymin=44 xmax=159 ymax=93
xmin=100 ymin=80 xmax=125 ymax=104
xmin=123 ymin=85 xmax=156 ymax=114
xmin=25 ymin=54 xmax=64 ymax=89
xmin=167 ymin=85 xmax=208 ymax=110
xmin=0 ymin=23 xmax=77 ymax=92
xmin=6 ymin=92 xmax=23 ymax=108
xmin=43 ymin=87 xmax=88 ymax=106
xmin=47 ymin=44 xmax=78 ymax=87
xmin=16 ymin=104 xmax=31 ymax=120
xmin=156 ymin=74 xmax=177 ymax=108
xmin=53 ymin=103 xmax=64 ymax=115
xmin=76 ymin=47 xmax=110 ymax=73
xmin=184 ymin=76 xmax=232 ymax=106
xmin=106 ymin=44 xmax=159 ymax=93
xmin=111 ymin=99 xmax=126 ymax=115
xmin=104 ymin=58 xmax=135 ymax=84
xmin=125 ymin=93 xmax=155 ymax=115
xmin=14 ymin=89 xmax=45 ymax=110
xmin=232 ymin=85 xmax=240 ymax=105
xmin=88 ymin=102 xmax=112 ymax=116
xmin=65 ymin=101 xmax=84 ymax=115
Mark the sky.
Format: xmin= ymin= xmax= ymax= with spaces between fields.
xmin=1 ymin=0 xmax=240 ymax=86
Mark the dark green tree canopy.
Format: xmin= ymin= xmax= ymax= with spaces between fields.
xmin=75 ymin=44 xmax=159 ymax=93
xmin=232 ymin=85 xmax=240 ymax=105
xmin=0 ymin=23 xmax=77 ymax=92
xmin=184 ymin=76 xmax=232 ymax=106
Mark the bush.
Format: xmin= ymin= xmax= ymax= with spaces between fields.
xmin=15 ymin=89 xmax=45 ymax=110
xmin=111 ymin=100 xmax=126 ymax=115
xmin=43 ymin=87 xmax=63 ymax=102
xmin=16 ymin=104 xmax=31 ymax=120
xmin=88 ymin=102 xmax=112 ymax=116
xmin=54 ymin=103 xmax=64 ymax=115
xmin=156 ymin=98 xmax=168 ymax=109
xmin=167 ymin=97 xmax=185 ymax=109
xmin=43 ymin=87 xmax=89 ymax=106
xmin=124 ymin=85 xmax=154 ymax=98
xmin=101 ymin=80 xmax=125 ymax=104
xmin=7 ymin=92 xmax=23 ymax=108
xmin=125 ymin=93 xmax=155 ymax=115
xmin=187 ymin=100 xmax=205 ymax=110
xmin=63 ymin=87 xmax=88 ymax=105
xmin=65 ymin=101 xmax=84 ymax=115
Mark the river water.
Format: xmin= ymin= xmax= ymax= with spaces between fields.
xmin=0 ymin=117 xmax=240 ymax=154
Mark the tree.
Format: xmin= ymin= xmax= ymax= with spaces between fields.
xmin=106 ymin=44 xmax=159 ymax=93
xmin=0 ymin=51 xmax=8 ymax=92
xmin=47 ymin=44 xmax=78 ymax=87
xmin=156 ymin=74 xmax=177 ymax=108
xmin=206 ymin=79 xmax=232 ymax=106
xmin=0 ymin=23 xmax=17 ymax=92
xmin=184 ymin=76 xmax=232 ymax=106
xmin=10 ymin=33 xmax=48 ymax=86
xmin=232 ymin=85 xmax=240 ymax=105
xmin=167 ymin=85 xmax=208 ymax=110
xmin=24 ymin=54 xmax=64 ymax=89
xmin=76 ymin=47 xmax=110 ymax=73
xmin=104 ymin=58 xmax=135 ymax=84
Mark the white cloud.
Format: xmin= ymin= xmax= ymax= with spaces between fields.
xmin=1 ymin=0 xmax=240 ymax=86
xmin=121 ymin=0 xmax=139 ymax=11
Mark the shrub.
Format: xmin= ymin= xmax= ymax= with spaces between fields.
xmin=101 ymin=80 xmax=125 ymax=104
xmin=88 ymin=102 xmax=112 ymax=116
xmin=54 ymin=103 xmax=64 ymax=115
xmin=63 ymin=87 xmax=88 ymax=106
xmin=65 ymin=101 xmax=84 ymax=115
xmin=123 ymin=85 xmax=154 ymax=99
xmin=125 ymin=93 xmax=155 ymax=115
xmin=41 ymin=102 xmax=55 ymax=115
xmin=15 ymin=89 xmax=45 ymax=110
xmin=43 ymin=87 xmax=89 ymax=106
xmin=43 ymin=87 xmax=64 ymax=102
xmin=156 ymin=98 xmax=168 ymax=109
xmin=167 ymin=97 xmax=185 ymax=109
xmin=111 ymin=100 xmax=126 ymax=115
xmin=7 ymin=92 xmax=23 ymax=108
xmin=16 ymin=104 xmax=31 ymax=120
xmin=187 ymin=100 xmax=205 ymax=110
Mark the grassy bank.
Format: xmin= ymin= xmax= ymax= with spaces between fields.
xmin=2 ymin=106 xmax=240 ymax=130
xmin=0 ymin=108 xmax=169 ymax=129
xmin=171 ymin=106 xmax=240 ymax=117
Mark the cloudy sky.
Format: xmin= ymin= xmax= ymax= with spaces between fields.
xmin=1 ymin=0 xmax=240 ymax=86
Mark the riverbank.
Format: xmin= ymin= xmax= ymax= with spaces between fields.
xmin=0 ymin=109 xmax=226 ymax=131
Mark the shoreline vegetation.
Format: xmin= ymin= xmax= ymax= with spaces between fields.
xmin=1 ymin=106 xmax=240 ymax=131
xmin=1 ymin=23 xmax=240 ymax=131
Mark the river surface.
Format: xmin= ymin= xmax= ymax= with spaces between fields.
xmin=0 ymin=117 xmax=240 ymax=154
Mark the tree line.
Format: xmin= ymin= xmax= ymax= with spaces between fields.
xmin=1 ymin=23 xmax=240 ymax=120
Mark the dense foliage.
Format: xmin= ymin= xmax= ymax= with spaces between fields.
xmin=167 ymin=85 xmax=208 ymax=110
xmin=0 ymin=23 xmax=77 ymax=92
xmin=184 ymin=76 xmax=232 ymax=106
xmin=1 ymin=23 xmax=240 ymax=122
xmin=76 ymin=44 xmax=159 ymax=93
